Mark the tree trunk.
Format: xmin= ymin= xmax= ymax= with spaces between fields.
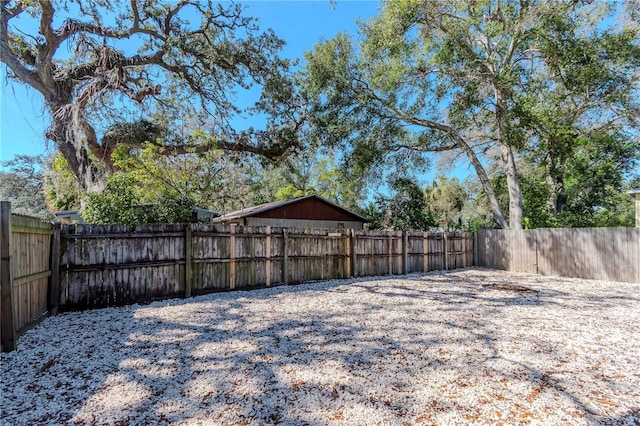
xmin=501 ymin=143 xmax=524 ymax=229
xmin=495 ymin=89 xmax=524 ymax=229
xmin=46 ymin=110 xmax=110 ymax=192
xmin=454 ymin=137 xmax=508 ymax=229
xmin=545 ymin=154 xmax=567 ymax=215
xmin=408 ymin=116 xmax=509 ymax=229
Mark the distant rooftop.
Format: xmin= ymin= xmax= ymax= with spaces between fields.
xmin=213 ymin=194 xmax=367 ymax=222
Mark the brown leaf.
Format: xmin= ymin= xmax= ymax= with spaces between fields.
xmin=415 ymin=414 xmax=434 ymax=424
xmin=331 ymin=413 xmax=344 ymax=420
xmin=526 ymin=387 xmax=540 ymax=404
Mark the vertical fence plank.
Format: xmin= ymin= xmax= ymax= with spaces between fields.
xmin=350 ymin=229 xmax=357 ymax=277
xmin=266 ymin=226 xmax=272 ymax=286
xmin=473 ymin=232 xmax=478 ymax=267
xmin=444 ymin=232 xmax=449 ymax=270
xmin=1 ymin=202 xmax=15 ymax=352
xmin=49 ymin=224 xmax=61 ymax=313
xmin=402 ymin=231 xmax=408 ymax=274
xmin=387 ymin=237 xmax=393 ymax=275
xmin=422 ymin=232 xmax=429 ymax=272
xmin=229 ymin=225 xmax=236 ymax=289
xmin=283 ymin=229 xmax=289 ymax=285
xmin=185 ymin=225 xmax=192 ymax=298
xmin=345 ymin=230 xmax=352 ymax=278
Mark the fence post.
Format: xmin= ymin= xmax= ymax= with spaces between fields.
xmin=265 ymin=226 xmax=272 ymax=286
xmin=402 ymin=231 xmax=408 ymax=274
xmin=344 ymin=230 xmax=351 ymax=278
xmin=444 ymin=232 xmax=449 ymax=270
xmin=350 ymin=229 xmax=357 ymax=278
xmin=387 ymin=234 xmax=393 ymax=274
xmin=184 ymin=224 xmax=193 ymax=298
xmin=1 ymin=201 xmax=16 ymax=352
xmin=49 ymin=223 xmax=61 ymax=314
xmin=283 ymin=228 xmax=289 ymax=285
xmin=473 ymin=231 xmax=478 ymax=267
xmin=423 ymin=232 xmax=429 ymax=272
xmin=230 ymin=225 xmax=236 ymax=289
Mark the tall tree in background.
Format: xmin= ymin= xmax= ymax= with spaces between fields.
xmin=425 ymin=176 xmax=467 ymax=229
xmin=520 ymin=6 xmax=640 ymax=221
xmin=109 ymin=142 xmax=260 ymax=214
xmin=303 ymin=0 xmax=639 ymax=229
xmin=374 ymin=177 xmax=435 ymax=231
xmin=0 ymin=155 xmax=51 ymax=219
xmin=263 ymin=151 xmax=366 ymax=211
xmin=1 ymin=0 xmax=303 ymax=192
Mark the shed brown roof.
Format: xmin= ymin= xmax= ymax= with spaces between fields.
xmin=212 ymin=195 xmax=367 ymax=223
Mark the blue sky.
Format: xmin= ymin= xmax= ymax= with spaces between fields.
xmin=0 ymin=1 xmax=380 ymax=164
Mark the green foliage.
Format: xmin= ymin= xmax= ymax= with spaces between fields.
xmin=259 ymin=149 xmax=367 ymax=210
xmin=374 ymin=177 xmax=435 ymax=231
xmin=43 ymin=153 xmax=84 ymax=212
xmin=110 ymin=142 xmax=257 ymax=214
xmin=274 ymin=185 xmax=309 ymax=200
xmin=501 ymin=132 xmax=638 ymax=228
xmin=361 ymin=202 xmax=385 ymax=230
xmin=302 ymin=32 xmax=430 ymax=191
xmin=82 ymin=174 xmax=138 ymax=225
xmin=82 ymin=173 xmax=196 ymax=225
xmin=303 ymin=0 xmax=640 ymax=230
xmin=425 ymin=176 xmax=468 ymax=230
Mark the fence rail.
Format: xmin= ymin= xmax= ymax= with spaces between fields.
xmin=56 ymin=224 xmax=474 ymax=310
xmin=477 ymin=227 xmax=640 ymax=283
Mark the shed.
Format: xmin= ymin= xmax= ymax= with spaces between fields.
xmin=55 ymin=210 xmax=83 ymax=224
xmin=212 ymin=195 xmax=367 ymax=230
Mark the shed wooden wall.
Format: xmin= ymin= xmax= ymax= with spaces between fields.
xmin=254 ymin=197 xmax=362 ymax=222
xmin=245 ymin=218 xmax=363 ymax=230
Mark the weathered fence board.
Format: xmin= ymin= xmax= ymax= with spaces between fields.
xmin=6 ymin=204 xmax=637 ymax=354
xmin=1 ymin=203 xmax=53 ymax=352
xmin=9 ymin=214 xmax=52 ymax=332
xmin=56 ymin=225 xmax=475 ymax=310
xmin=477 ymin=227 xmax=640 ymax=283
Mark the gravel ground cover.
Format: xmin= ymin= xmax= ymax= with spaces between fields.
xmin=1 ymin=268 xmax=639 ymax=425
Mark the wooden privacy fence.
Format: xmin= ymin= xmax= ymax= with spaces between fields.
xmin=477 ymin=227 xmax=640 ymax=283
xmin=1 ymin=202 xmax=53 ymax=352
xmin=55 ymin=224 xmax=474 ymax=310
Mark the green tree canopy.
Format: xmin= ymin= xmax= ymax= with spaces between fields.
xmin=1 ymin=0 xmax=303 ymax=192
xmin=372 ymin=177 xmax=435 ymax=231
xmin=303 ymin=0 xmax=640 ymax=229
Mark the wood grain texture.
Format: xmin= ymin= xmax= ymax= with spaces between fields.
xmin=54 ymin=225 xmax=476 ymax=310
xmin=2 ymin=206 xmax=54 ymax=352
xmin=477 ymin=228 xmax=639 ymax=283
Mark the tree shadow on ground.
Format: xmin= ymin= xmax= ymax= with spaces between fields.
xmin=1 ymin=268 xmax=638 ymax=425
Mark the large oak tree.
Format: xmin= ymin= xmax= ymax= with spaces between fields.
xmin=1 ymin=0 xmax=304 ymax=192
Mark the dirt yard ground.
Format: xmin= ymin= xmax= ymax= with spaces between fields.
xmin=1 ymin=268 xmax=639 ymax=425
